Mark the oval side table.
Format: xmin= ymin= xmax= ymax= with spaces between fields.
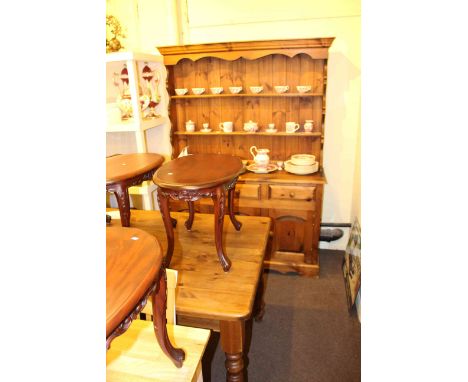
xmin=153 ymin=153 xmax=244 ymax=272
xmin=106 ymin=226 xmax=185 ymax=367
xmin=106 ymin=153 xmax=165 ymax=227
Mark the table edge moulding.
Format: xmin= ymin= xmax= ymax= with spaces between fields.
xmin=157 ymin=37 xmax=335 ymax=277
xmin=106 ymin=51 xmax=170 ymax=211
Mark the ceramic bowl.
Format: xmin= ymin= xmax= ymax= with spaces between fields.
xmin=191 ymin=87 xmax=205 ymax=95
xmin=296 ymin=85 xmax=312 ymax=93
xmin=274 ymin=85 xmax=289 ymax=93
xmin=284 ymin=160 xmax=318 ymax=175
xmin=175 ymin=88 xmax=188 ymax=96
xmin=249 ymin=86 xmax=263 ymax=94
xmin=210 ymin=87 xmax=223 ymax=94
xmin=290 ymin=154 xmax=316 ymax=166
xmin=229 ymin=86 xmax=243 ymax=94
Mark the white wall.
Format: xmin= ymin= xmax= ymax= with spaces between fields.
xmin=107 ymin=0 xmax=361 ymax=246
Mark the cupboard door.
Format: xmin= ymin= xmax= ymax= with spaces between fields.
xmin=269 ymin=209 xmax=308 ymax=254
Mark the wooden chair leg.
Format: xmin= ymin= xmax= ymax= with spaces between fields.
xmin=185 ymin=201 xmax=195 ymax=230
xmin=212 ymin=186 xmax=231 ymax=272
xmin=228 ymin=187 xmax=242 ymax=231
xmin=152 ymin=268 xmax=185 ymax=368
xmin=156 ymin=188 xmax=175 ymax=268
xmin=113 ymin=185 xmax=131 ymax=227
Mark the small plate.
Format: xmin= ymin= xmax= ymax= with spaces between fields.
xmin=246 ymin=163 xmax=278 ymax=174
xmin=265 ymin=129 xmax=277 ymax=133
xmin=200 ymin=128 xmax=212 ymax=133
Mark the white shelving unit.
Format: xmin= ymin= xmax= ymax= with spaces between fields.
xmin=106 ymin=51 xmax=169 ymax=210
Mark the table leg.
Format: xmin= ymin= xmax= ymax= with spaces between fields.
xmin=152 ymin=268 xmax=185 ymax=368
xmin=228 ymin=187 xmax=242 ymax=231
xmin=212 ymin=186 xmax=232 ymax=272
xmin=156 ymin=188 xmax=175 ymax=268
xmin=113 ymin=184 xmax=131 ymax=227
xmin=220 ymin=320 xmax=245 ymax=382
xmin=185 ymin=201 xmax=195 ymax=230
xmin=253 ymin=270 xmax=266 ymax=321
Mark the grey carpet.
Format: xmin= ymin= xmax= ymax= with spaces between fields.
xmin=201 ymin=250 xmax=361 ymax=382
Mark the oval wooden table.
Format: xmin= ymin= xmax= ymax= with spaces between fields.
xmin=152 ymin=153 xmax=244 ymax=272
xmin=106 ymin=153 xmax=165 ymax=227
xmin=106 ymin=226 xmax=185 ymax=367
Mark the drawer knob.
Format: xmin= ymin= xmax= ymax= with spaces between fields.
xmin=289 ymin=192 xmax=295 ymax=198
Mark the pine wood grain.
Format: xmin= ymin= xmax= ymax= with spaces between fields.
xmin=107 ymin=209 xmax=271 ymax=321
xmin=107 ymin=321 xmax=210 ymax=382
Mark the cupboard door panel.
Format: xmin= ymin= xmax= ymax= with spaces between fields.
xmin=272 ymin=214 xmax=306 ymax=253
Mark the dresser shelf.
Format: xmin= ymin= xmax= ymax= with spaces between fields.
xmin=172 ymin=93 xmax=323 ymax=99
xmin=174 ymin=131 xmax=321 ymax=137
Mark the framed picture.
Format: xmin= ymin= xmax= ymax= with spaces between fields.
xmin=343 ymin=218 xmax=361 ymax=312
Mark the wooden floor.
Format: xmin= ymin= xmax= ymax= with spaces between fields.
xmin=107 ymin=320 xmax=210 ymax=382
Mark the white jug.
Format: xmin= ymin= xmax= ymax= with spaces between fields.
xmin=250 ymin=146 xmax=270 ymax=168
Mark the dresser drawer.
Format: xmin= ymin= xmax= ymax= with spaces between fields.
xmin=268 ymin=185 xmax=316 ymax=201
xmin=235 ymin=183 xmax=261 ymax=200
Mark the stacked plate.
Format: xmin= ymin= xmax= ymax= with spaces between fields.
xmin=284 ymin=154 xmax=318 ymax=175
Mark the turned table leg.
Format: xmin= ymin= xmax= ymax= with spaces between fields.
xmin=185 ymin=201 xmax=195 ymax=230
xmin=112 ymin=183 xmax=131 ymax=227
xmin=220 ymin=320 xmax=245 ymax=382
xmin=156 ymin=188 xmax=175 ymax=268
xmin=228 ymin=187 xmax=242 ymax=231
xmin=152 ymin=268 xmax=185 ymax=368
xmin=212 ymin=186 xmax=231 ymax=272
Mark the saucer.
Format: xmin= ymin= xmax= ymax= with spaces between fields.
xmin=200 ymin=128 xmax=212 ymax=133
xmin=246 ymin=163 xmax=278 ymax=174
xmin=265 ymin=129 xmax=277 ymax=133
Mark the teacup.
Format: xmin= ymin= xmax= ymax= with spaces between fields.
xmin=249 ymin=86 xmax=263 ymax=94
xmin=304 ymin=120 xmax=314 ymax=132
xmin=219 ymin=121 xmax=233 ymax=132
xmin=266 ymin=123 xmax=277 ymax=133
xmin=191 ymin=87 xmax=205 ymax=95
xmin=274 ymin=85 xmax=289 ymax=93
xmin=186 ymin=120 xmax=195 ymax=132
xmin=229 ymin=86 xmax=242 ymax=94
xmin=210 ymin=87 xmax=223 ymax=94
xmin=202 ymin=122 xmax=209 ymax=129
xmin=175 ymin=88 xmax=188 ymax=96
xmin=285 ymin=121 xmax=300 ymax=133
xmin=296 ymin=85 xmax=312 ymax=93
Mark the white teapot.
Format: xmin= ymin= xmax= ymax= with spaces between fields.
xmin=250 ymin=146 xmax=270 ymax=168
xmin=244 ymin=120 xmax=258 ymax=132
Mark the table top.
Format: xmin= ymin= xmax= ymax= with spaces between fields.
xmin=107 ymin=209 xmax=271 ymax=321
xmin=106 ymin=153 xmax=165 ymax=184
xmin=106 ymin=226 xmax=163 ymax=337
xmin=152 ymin=153 xmax=243 ymax=190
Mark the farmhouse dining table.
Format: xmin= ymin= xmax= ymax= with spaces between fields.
xmin=106 ymin=208 xmax=271 ymax=382
xmin=152 ymin=153 xmax=244 ymax=272
xmin=106 ymin=153 xmax=165 ymax=227
xmin=106 ymin=226 xmax=184 ymax=367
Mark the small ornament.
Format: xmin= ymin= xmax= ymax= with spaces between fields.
xmin=120 ymin=65 xmax=129 ymax=86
